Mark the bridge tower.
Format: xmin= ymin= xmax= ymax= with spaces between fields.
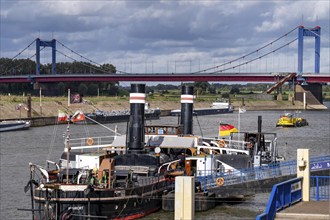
xmin=296 ymin=26 xmax=323 ymax=106
xmin=36 ymin=38 xmax=56 ymax=75
xmin=297 ymin=26 xmax=321 ymax=77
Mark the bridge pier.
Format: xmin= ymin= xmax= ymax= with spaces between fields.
xmin=295 ymin=83 xmax=324 ymax=106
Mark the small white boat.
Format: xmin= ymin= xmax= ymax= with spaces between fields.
xmin=0 ymin=120 xmax=31 ymax=132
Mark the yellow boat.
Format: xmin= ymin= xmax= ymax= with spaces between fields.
xmin=276 ymin=113 xmax=308 ymax=127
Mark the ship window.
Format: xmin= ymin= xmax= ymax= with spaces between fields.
xmin=158 ymin=128 xmax=164 ymax=134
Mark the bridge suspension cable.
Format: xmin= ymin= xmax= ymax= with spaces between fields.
xmin=56 ymin=40 xmax=103 ymax=67
xmin=213 ymin=37 xmax=298 ymax=73
xmin=56 ymin=40 xmax=127 ymax=74
xmin=1 ymin=47 xmax=46 ymax=76
xmin=0 ymin=39 xmax=36 ymax=69
xmin=195 ymin=26 xmax=299 ymax=74
xmin=55 ymin=49 xmax=111 ymax=74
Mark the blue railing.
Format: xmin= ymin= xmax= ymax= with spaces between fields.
xmin=196 ymin=155 xmax=330 ymax=191
xmin=256 ymin=177 xmax=303 ymax=220
xmin=310 ymin=176 xmax=330 ymax=201
xmin=256 ymin=176 xmax=330 ymax=220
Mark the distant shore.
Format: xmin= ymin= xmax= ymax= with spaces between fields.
xmin=0 ymin=96 xmax=327 ymax=121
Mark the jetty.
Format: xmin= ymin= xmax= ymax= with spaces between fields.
xmin=257 ymin=149 xmax=330 ymax=220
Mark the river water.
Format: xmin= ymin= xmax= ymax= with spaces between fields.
xmin=1 ymin=104 xmax=329 ymax=220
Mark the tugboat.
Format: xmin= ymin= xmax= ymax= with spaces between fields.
xmin=276 ymin=112 xmax=308 ymax=127
xmin=24 ymin=84 xmax=180 ymax=220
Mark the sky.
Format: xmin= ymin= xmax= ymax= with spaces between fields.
xmin=1 ymin=0 xmax=330 ymax=76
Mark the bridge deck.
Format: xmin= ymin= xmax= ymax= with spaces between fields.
xmin=275 ymin=201 xmax=330 ymax=219
xmin=1 ymin=73 xmax=329 ymax=83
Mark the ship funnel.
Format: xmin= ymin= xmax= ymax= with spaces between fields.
xmin=180 ymin=85 xmax=194 ymax=135
xmin=127 ymin=84 xmax=145 ymax=153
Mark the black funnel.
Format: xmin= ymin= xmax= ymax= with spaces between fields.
xmin=180 ymin=85 xmax=194 ymax=135
xmin=127 ymin=84 xmax=145 ymax=154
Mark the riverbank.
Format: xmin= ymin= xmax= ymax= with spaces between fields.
xmin=0 ymin=95 xmax=327 ymax=121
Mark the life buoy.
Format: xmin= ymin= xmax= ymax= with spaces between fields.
xmin=215 ymin=177 xmax=225 ymax=187
xmin=218 ymin=139 xmax=226 ymax=147
xmin=86 ymin=138 xmax=94 ymax=146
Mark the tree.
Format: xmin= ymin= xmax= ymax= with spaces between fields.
xmin=208 ymin=85 xmax=217 ymax=94
xmin=78 ymin=83 xmax=88 ymax=96
xmin=57 ymin=82 xmax=66 ymax=95
xmin=101 ymin=64 xmax=116 ymax=73
xmin=194 ymin=82 xmax=210 ymax=95
xmin=230 ymin=87 xmax=240 ymax=94
xmin=0 ymin=84 xmax=9 ymax=94
xmin=88 ymin=83 xmax=98 ymax=96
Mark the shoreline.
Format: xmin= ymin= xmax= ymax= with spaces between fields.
xmin=1 ymin=99 xmax=327 ymax=127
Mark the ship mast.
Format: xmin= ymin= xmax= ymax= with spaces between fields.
xmin=65 ymin=122 xmax=70 ymax=184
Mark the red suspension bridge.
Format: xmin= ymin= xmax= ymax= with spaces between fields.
xmin=0 ymin=26 xmax=329 ymax=84
xmin=0 ymin=72 xmax=329 ymax=84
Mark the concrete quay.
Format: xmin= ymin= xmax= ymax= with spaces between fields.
xmin=275 ymin=201 xmax=330 ymax=219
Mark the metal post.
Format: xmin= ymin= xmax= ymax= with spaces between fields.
xmin=238 ymin=111 xmax=241 ymax=141
xmin=88 ymin=195 xmax=91 ymax=220
xmin=68 ymin=89 xmax=71 ymax=107
xmin=65 ymin=123 xmax=70 ymax=184
xmin=30 ymin=168 xmax=35 ymax=220
xmin=27 ymin=95 xmax=32 ymax=118
xmin=39 ymin=87 xmax=42 ymax=116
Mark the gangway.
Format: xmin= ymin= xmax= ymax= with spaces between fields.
xmin=196 ymin=155 xmax=330 ymax=198
xmin=264 ymin=73 xmax=296 ymax=94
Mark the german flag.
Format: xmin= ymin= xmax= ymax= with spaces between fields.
xmin=219 ymin=123 xmax=238 ymax=137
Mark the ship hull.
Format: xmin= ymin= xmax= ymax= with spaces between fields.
xmin=76 ymin=110 xmax=161 ymax=125
xmin=0 ymin=120 xmax=31 ymax=132
xmin=171 ymin=107 xmax=233 ymax=116
xmin=32 ymin=179 xmax=172 ymax=220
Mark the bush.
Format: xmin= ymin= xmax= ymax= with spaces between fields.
xmin=230 ymin=87 xmax=240 ymax=94
xmin=78 ymin=83 xmax=88 ymax=96
xmin=57 ymin=82 xmax=66 ymax=95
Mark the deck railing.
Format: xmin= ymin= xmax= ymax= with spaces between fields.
xmin=310 ymin=176 xmax=330 ymax=201
xmin=69 ymin=135 xmax=117 ymax=148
